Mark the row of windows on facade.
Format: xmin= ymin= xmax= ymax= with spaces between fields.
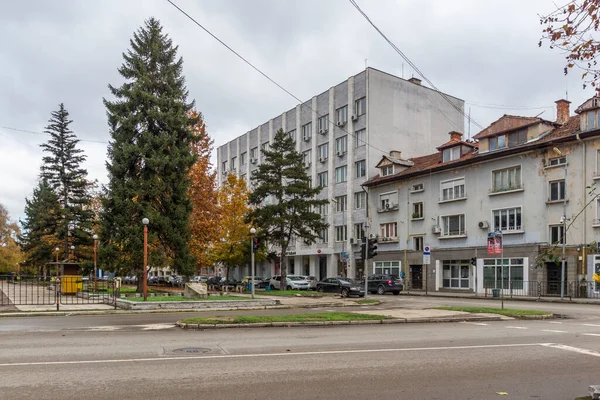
xmin=371 ymin=259 xmax=525 ymax=290
xmin=222 ymin=128 xmax=367 ymax=172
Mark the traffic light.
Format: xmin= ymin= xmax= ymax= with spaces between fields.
xmin=252 ymin=238 xmax=260 ymax=252
xmin=367 ymin=238 xmax=378 ymax=259
xmin=360 ymin=237 xmax=367 ymax=260
xmin=470 ymin=257 xmax=476 ymax=266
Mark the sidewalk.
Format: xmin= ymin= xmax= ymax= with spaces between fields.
xmin=402 ymin=289 xmax=600 ymax=305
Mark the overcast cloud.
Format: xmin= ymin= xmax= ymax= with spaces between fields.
xmin=0 ymin=0 xmax=591 ymax=221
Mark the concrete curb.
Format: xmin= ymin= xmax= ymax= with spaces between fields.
xmin=516 ymin=314 xmax=555 ymax=320
xmin=176 ymin=314 xmax=505 ymax=330
xmin=402 ymin=292 xmax=600 ymax=305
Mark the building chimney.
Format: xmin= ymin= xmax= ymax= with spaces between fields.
xmin=390 ymin=150 xmax=402 ymax=159
xmin=448 ymin=131 xmax=463 ymax=142
xmin=408 ymin=77 xmax=421 ymax=85
xmin=555 ymin=99 xmax=571 ymax=124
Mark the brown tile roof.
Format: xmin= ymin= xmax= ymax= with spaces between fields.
xmin=436 ymin=139 xmax=477 ymax=151
xmin=472 ymin=115 xmax=556 ymax=140
xmin=364 ymin=115 xmax=582 ymax=187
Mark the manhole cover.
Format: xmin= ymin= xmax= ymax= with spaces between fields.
xmin=172 ymin=347 xmax=212 ymax=354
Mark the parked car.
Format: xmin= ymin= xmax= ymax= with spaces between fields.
xmin=206 ymin=276 xmax=222 ymax=286
xmin=167 ymin=275 xmax=184 ymax=287
xmin=220 ymin=277 xmax=238 ymax=287
xmin=269 ymin=275 xmax=310 ymax=290
xmin=191 ymin=276 xmax=208 ymax=283
xmin=242 ymin=276 xmax=263 ymax=287
xmin=257 ymin=277 xmax=271 ymax=289
xmin=123 ymin=276 xmax=138 ymax=284
xmin=300 ymin=275 xmax=318 ymax=290
xmin=367 ymin=274 xmax=403 ymax=295
xmin=148 ymin=276 xmax=159 ymax=285
xmin=316 ymin=277 xmax=365 ymax=298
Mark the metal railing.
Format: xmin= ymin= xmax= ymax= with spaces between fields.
xmin=483 ymin=280 xmax=600 ymax=300
xmin=0 ymin=275 xmax=118 ymax=310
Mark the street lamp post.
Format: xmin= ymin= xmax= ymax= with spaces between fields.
xmin=54 ymin=247 xmax=60 ymax=279
xmin=250 ymin=227 xmax=256 ymax=299
xmin=142 ymin=218 xmax=149 ymax=302
xmin=70 ymin=245 xmax=75 ymax=259
xmin=93 ymin=234 xmax=98 ymax=291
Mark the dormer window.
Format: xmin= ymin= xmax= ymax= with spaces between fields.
xmin=586 ymin=110 xmax=599 ymax=131
xmin=442 ymin=146 xmax=460 ymax=162
xmin=381 ymin=165 xmax=394 ymax=176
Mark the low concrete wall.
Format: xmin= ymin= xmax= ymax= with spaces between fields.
xmin=116 ymin=298 xmax=279 ymax=310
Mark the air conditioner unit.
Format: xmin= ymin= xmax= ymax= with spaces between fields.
xmin=319 ymin=157 xmax=327 ymax=163
xmin=351 ymin=115 xmax=358 ymax=121
xmin=305 ymin=162 xmax=312 ymax=168
xmin=319 ymin=129 xmax=327 ymax=135
xmin=385 ymin=203 xmax=390 ymax=210
xmin=432 ymin=225 xmax=442 ymax=234
xmin=221 ymin=170 xmax=227 ymax=176
xmin=250 ymin=158 xmax=257 ymax=164
xmin=349 ymin=238 xmax=356 ymax=245
xmin=478 ymin=221 xmax=489 ymax=229
xmin=303 ymin=135 xmax=311 ymax=142
xmin=336 ymin=151 xmax=345 ymax=157
xmin=337 ymin=121 xmax=345 ymax=127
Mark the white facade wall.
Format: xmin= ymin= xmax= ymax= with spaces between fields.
xmin=216 ymin=68 xmax=465 ymax=280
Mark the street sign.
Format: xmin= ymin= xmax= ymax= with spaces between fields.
xmin=423 ymin=245 xmax=431 ymax=255
xmin=423 ymin=254 xmax=431 ymax=265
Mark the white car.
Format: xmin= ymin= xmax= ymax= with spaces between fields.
xmin=269 ymin=275 xmax=310 ymax=290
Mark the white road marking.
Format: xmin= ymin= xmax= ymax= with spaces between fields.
xmin=506 ymin=326 xmax=528 ymax=330
xmin=582 ymin=323 xmax=600 ymax=327
xmin=582 ymin=333 xmax=600 ymax=337
xmin=541 ymin=343 xmax=600 ymax=358
xmin=85 ymin=326 xmax=121 ymax=332
xmin=0 ymin=343 xmax=546 ymax=367
xmin=460 ymin=322 xmax=488 ymax=326
xmin=546 ymin=321 xmax=563 ymax=324
xmin=541 ymin=329 xmax=567 ymax=333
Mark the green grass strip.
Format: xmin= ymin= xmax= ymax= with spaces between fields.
xmin=127 ymin=295 xmax=250 ymax=302
xmin=181 ymin=312 xmax=388 ymax=325
xmin=354 ymin=299 xmax=380 ymax=305
xmin=435 ymin=306 xmax=550 ymax=318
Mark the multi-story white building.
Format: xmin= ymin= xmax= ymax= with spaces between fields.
xmin=216 ymin=68 xmax=465 ymax=280
xmin=364 ymin=97 xmax=600 ymax=296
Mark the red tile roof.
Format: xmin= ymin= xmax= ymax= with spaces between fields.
xmin=472 ymin=115 xmax=556 ymax=140
xmin=364 ymin=115 xmax=582 ymax=187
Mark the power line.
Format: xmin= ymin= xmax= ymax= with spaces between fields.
xmin=466 ymin=102 xmax=554 ymax=111
xmin=348 ymin=0 xmax=484 ymax=131
xmin=165 ymin=0 xmax=398 ymax=157
xmin=0 ymin=125 xmax=108 ymax=144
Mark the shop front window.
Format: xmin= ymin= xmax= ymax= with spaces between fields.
xmin=442 ymin=260 xmax=470 ymax=289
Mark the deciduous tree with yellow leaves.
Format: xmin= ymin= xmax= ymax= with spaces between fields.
xmin=210 ymin=174 xmax=253 ymax=282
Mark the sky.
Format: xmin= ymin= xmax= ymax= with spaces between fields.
xmin=0 ymin=0 xmax=593 ymax=222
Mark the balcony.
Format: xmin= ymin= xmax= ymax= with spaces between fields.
xmin=496 ymin=225 xmax=525 ymax=235
xmin=438 ymin=193 xmax=467 ymax=204
xmin=439 ymin=230 xmax=468 ymax=240
xmin=377 ymin=203 xmax=399 ymax=213
xmin=489 ymin=184 xmax=524 ymax=196
xmin=378 ymin=236 xmax=399 ymax=243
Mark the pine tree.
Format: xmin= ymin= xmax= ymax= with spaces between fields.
xmin=40 ymin=103 xmax=94 ymax=261
xmin=101 ymin=18 xmax=198 ymax=279
xmin=19 ymin=180 xmax=62 ymax=274
xmin=248 ymin=129 xmax=329 ymax=287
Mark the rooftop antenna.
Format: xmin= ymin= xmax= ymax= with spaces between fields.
xmin=534 ymin=110 xmax=546 ymax=118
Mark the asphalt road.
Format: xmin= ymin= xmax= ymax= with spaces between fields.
xmin=2 ymin=299 xmax=600 ymax=399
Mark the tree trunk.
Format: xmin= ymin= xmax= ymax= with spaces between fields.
xmin=280 ymin=246 xmax=286 ymax=291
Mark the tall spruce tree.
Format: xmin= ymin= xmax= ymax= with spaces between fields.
xmin=40 ymin=104 xmax=94 ymax=260
xmin=101 ymin=18 xmax=198 ymax=279
xmin=19 ymin=180 xmax=61 ymax=275
xmin=248 ymin=129 xmax=329 ymax=286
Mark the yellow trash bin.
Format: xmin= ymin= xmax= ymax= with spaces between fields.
xmin=61 ymin=275 xmax=83 ymax=294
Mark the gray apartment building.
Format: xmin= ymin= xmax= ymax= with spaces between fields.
xmin=364 ymin=97 xmax=600 ymax=297
xmin=216 ymin=67 xmax=465 ymax=280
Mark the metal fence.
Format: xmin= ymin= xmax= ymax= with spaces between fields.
xmin=0 ymin=275 xmax=117 ymax=310
xmin=483 ymin=280 xmax=600 ymax=300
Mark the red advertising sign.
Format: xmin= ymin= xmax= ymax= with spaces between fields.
xmin=487 ymin=234 xmax=495 ymax=255
xmin=494 ymin=234 xmax=503 ymax=254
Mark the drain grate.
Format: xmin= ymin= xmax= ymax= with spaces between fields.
xmin=172 ymin=347 xmax=212 ymax=354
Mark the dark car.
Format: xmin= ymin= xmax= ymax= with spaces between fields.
xmin=316 ymin=277 xmax=365 ymax=298
xmin=206 ymin=276 xmax=222 ymax=286
xmin=367 ymin=274 xmax=403 ymax=295
xmin=148 ymin=276 xmax=158 ymax=285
